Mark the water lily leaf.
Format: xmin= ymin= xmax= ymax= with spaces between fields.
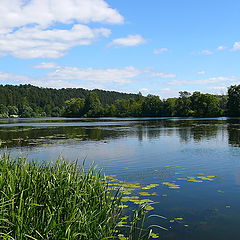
xmin=144 ymin=206 xmax=154 ymax=211
xmin=174 ymin=218 xmax=183 ymax=221
xmin=138 ymin=192 xmax=151 ymax=196
xmin=118 ymin=234 xmax=128 ymax=240
xmin=149 ymin=232 xmax=160 ymax=239
xmin=118 ymin=205 xmax=128 ymax=208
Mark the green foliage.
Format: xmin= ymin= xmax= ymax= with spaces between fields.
xmin=141 ymin=95 xmax=163 ymax=117
xmin=0 ymin=104 xmax=8 ymax=118
xmin=0 ymin=84 xmax=236 ymax=118
xmin=84 ymin=92 xmax=103 ymax=117
xmin=228 ymin=85 xmax=240 ymax=116
xmin=175 ymin=91 xmax=192 ymax=117
xmin=7 ymin=106 xmax=18 ymax=116
xmin=0 ymin=84 xmax=137 ymax=117
xmin=190 ymin=92 xmax=221 ymax=117
xmin=64 ymin=98 xmax=85 ymax=117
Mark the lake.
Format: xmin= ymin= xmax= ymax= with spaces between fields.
xmin=1 ymin=117 xmax=240 ymax=240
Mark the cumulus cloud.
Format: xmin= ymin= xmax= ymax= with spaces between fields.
xmin=200 ymin=50 xmax=213 ymax=55
xmin=0 ymin=0 xmax=124 ymax=30
xmin=0 ymin=65 xmax=176 ymax=91
xmin=138 ymin=88 xmax=149 ymax=93
xmin=0 ymin=25 xmax=111 ymax=58
xmin=0 ymin=0 xmax=124 ymax=58
xmin=153 ymin=48 xmax=169 ymax=54
xmin=168 ymin=76 xmax=238 ymax=86
xmin=0 ymin=72 xmax=29 ymax=82
xmin=46 ymin=66 xmax=175 ymax=85
xmin=151 ymin=72 xmax=176 ymax=78
xmin=47 ymin=66 xmax=142 ymax=84
xmin=109 ymin=34 xmax=146 ymax=47
xmin=217 ymin=46 xmax=227 ymax=51
xmin=206 ymin=86 xmax=227 ymax=91
xmin=233 ymin=42 xmax=240 ymax=51
xmin=34 ymin=62 xmax=60 ymax=69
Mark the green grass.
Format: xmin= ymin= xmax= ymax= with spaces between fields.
xmin=0 ymin=154 xmax=127 ymax=240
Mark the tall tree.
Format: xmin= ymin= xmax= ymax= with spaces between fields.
xmin=84 ymin=92 xmax=102 ymax=117
xmin=228 ymin=85 xmax=240 ymax=116
xmin=141 ymin=95 xmax=163 ymax=117
xmin=175 ymin=91 xmax=192 ymax=117
xmin=64 ymin=98 xmax=85 ymax=117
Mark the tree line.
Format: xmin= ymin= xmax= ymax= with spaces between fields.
xmin=0 ymin=84 xmax=240 ymax=118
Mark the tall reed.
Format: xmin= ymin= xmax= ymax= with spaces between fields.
xmin=0 ymin=154 xmax=123 ymax=240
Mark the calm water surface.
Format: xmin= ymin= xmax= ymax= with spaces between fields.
xmin=1 ymin=117 xmax=240 ymax=240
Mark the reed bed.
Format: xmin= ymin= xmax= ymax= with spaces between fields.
xmin=0 ymin=154 xmax=126 ymax=240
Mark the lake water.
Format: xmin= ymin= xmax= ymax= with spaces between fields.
xmin=1 ymin=117 xmax=240 ymax=240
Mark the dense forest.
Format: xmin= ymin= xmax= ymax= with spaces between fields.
xmin=0 ymin=84 xmax=240 ymax=118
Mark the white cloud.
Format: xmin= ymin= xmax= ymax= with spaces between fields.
xmin=34 ymin=62 xmax=60 ymax=69
xmin=0 ymin=72 xmax=29 ymax=81
xmin=168 ymin=76 xmax=238 ymax=86
xmin=0 ymin=65 xmax=177 ymax=92
xmin=200 ymin=50 xmax=213 ymax=55
xmin=47 ymin=66 xmax=143 ymax=84
xmin=109 ymin=34 xmax=146 ymax=47
xmin=151 ymin=72 xmax=176 ymax=78
xmin=0 ymin=25 xmax=111 ymax=58
xmin=197 ymin=71 xmax=206 ymax=75
xmin=233 ymin=42 xmax=240 ymax=51
xmin=46 ymin=66 xmax=175 ymax=84
xmin=153 ymin=48 xmax=169 ymax=54
xmin=0 ymin=0 xmax=124 ymax=30
xmin=206 ymin=86 xmax=227 ymax=91
xmin=0 ymin=0 xmax=124 ymax=58
xmin=217 ymin=46 xmax=227 ymax=51
xmin=138 ymin=88 xmax=149 ymax=92
xmin=158 ymin=88 xmax=180 ymax=98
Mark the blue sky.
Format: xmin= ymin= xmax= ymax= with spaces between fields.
xmin=0 ymin=0 xmax=240 ymax=98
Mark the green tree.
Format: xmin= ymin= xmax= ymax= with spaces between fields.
xmin=190 ymin=92 xmax=221 ymax=117
xmin=84 ymin=92 xmax=103 ymax=117
xmin=141 ymin=95 xmax=163 ymax=117
xmin=228 ymin=85 xmax=240 ymax=116
xmin=175 ymin=91 xmax=192 ymax=117
xmin=7 ymin=106 xmax=19 ymax=116
xmin=162 ymin=98 xmax=177 ymax=116
xmin=19 ymin=105 xmax=34 ymax=118
xmin=64 ymin=98 xmax=85 ymax=117
xmin=0 ymin=104 xmax=9 ymax=118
